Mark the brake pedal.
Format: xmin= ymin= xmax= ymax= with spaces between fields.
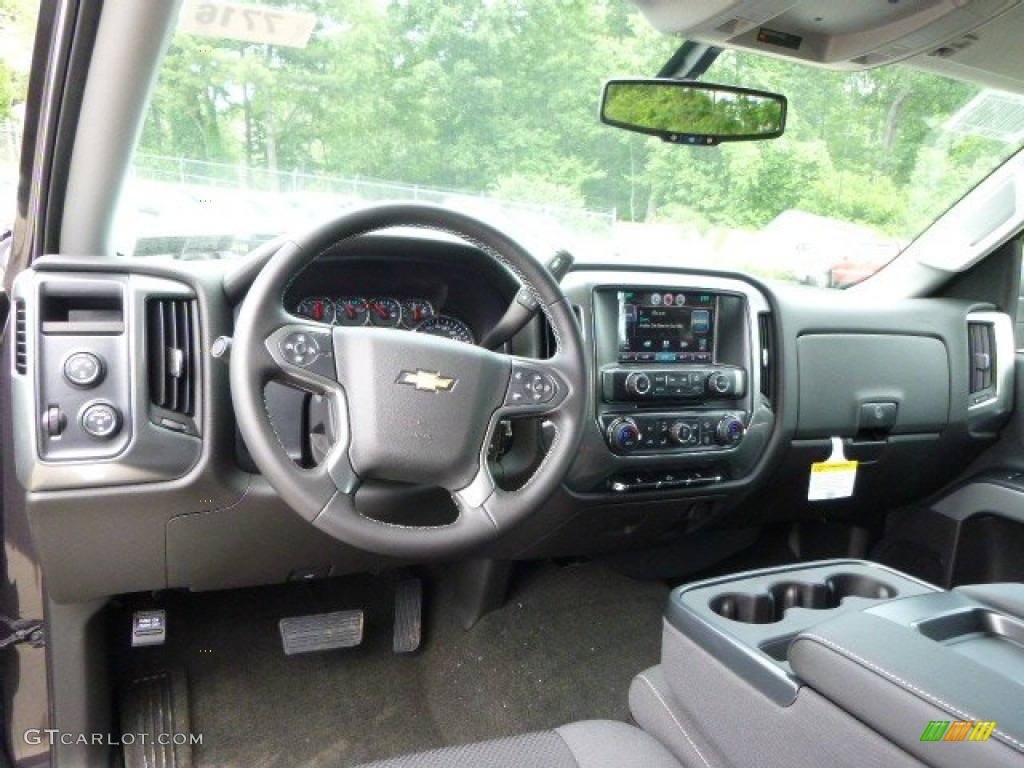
xmin=279 ymin=609 xmax=363 ymax=655
xmin=393 ymin=578 xmax=423 ymax=653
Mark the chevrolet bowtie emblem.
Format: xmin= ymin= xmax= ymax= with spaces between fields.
xmin=397 ymin=369 xmax=456 ymax=393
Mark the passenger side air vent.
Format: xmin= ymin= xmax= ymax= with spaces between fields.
xmin=13 ymin=300 xmax=27 ymax=374
xmin=146 ymin=297 xmax=198 ymax=420
xmin=758 ymin=312 xmax=773 ymax=404
xmin=968 ymin=321 xmax=996 ymax=396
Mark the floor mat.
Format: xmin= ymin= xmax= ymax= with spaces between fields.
xmin=112 ymin=562 xmax=668 ymax=768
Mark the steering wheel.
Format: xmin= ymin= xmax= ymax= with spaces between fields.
xmin=230 ymin=203 xmax=587 ymax=558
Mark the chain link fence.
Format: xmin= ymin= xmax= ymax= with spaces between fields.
xmin=130 ymin=152 xmax=617 ymax=241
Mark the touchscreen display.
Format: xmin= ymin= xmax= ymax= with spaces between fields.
xmin=617 ymin=290 xmax=716 ymax=363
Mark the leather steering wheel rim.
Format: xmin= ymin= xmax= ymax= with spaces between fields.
xmin=230 ymin=202 xmax=587 ymax=558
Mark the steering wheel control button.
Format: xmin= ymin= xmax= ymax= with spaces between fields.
xmin=63 ymin=352 xmax=104 ymax=388
xmin=281 ymin=332 xmax=321 ymax=367
xmin=80 ymin=402 xmax=121 ymax=439
xmin=509 ymin=368 xmax=557 ymax=405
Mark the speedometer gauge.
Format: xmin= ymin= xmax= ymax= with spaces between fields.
xmin=296 ymin=296 xmax=335 ymax=324
xmin=415 ymin=315 xmax=475 ymax=344
xmin=367 ymin=297 xmax=402 ymax=328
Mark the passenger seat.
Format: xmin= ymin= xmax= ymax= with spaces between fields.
xmin=352 ymin=719 xmax=682 ymax=768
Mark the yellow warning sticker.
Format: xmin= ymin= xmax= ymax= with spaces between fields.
xmin=808 ymin=438 xmax=858 ymax=500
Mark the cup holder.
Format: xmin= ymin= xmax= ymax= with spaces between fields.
xmin=708 ymin=593 xmax=777 ymax=624
xmin=827 ymin=573 xmax=898 ymax=601
xmin=708 ymin=573 xmax=898 ymax=624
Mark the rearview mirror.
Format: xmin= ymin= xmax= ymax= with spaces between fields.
xmin=600 ymin=79 xmax=787 ymax=146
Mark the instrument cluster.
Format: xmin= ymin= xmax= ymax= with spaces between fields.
xmin=294 ymin=296 xmax=475 ymax=344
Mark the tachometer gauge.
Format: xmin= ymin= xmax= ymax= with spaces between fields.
xmin=296 ymin=296 xmax=336 ymax=324
xmin=336 ymin=297 xmax=369 ymax=326
xmin=367 ymin=297 xmax=402 ymax=328
xmin=401 ymin=299 xmax=434 ymax=328
xmin=415 ymin=315 xmax=475 ymax=344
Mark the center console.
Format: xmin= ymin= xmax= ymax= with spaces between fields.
xmin=629 ymin=561 xmax=1024 ymax=768
xmin=598 ymin=287 xmax=748 ymax=457
xmin=572 ymin=275 xmax=772 ymax=495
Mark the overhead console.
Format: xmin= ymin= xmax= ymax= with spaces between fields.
xmin=636 ymin=0 xmax=1021 ymax=71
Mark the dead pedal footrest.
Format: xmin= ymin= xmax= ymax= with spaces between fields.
xmin=279 ymin=609 xmax=364 ymax=655
xmin=121 ymin=668 xmax=193 ymax=768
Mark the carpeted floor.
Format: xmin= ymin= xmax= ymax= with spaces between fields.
xmin=112 ymin=562 xmax=669 ymax=768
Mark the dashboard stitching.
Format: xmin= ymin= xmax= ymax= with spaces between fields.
xmin=637 ymin=673 xmax=714 ymax=768
xmin=797 ymin=633 xmax=1024 ymax=752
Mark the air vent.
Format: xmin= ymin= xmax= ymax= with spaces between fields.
xmin=541 ymin=304 xmax=583 ymax=359
xmin=14 ymin=300 xmax=27 ymax=374
xmin=147 ymin=298 xmax=197 ymax=417
xmin=758 ymin=312 xmax=773 ymax=403
xmin=968 ymin=321 xmax=995 ymax=395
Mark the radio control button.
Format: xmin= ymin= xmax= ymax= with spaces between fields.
xmin=625 ymin=372 xmax=651 ymax=396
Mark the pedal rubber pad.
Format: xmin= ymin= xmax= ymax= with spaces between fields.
xmin=121 ymin=668 xmax=193 ymax=768
xmin=393 ymin=578 xmax=423 ymax=653
xmin=279 ymin=609 xmax=363 ymax=655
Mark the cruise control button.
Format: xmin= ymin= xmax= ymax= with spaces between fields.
xmin=81 ymin=403 xmax=121 ymax=439
xmin=507 ymin=368 xmax=556 ymax=405
xmin=281 ymin=332 xmax=321 ymax=366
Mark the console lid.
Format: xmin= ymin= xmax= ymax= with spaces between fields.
xmin=788 ymin=588 xmax=1024 ymax=768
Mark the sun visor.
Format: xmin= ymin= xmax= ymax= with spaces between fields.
xmin=633 ymin=0 xmax=1019 ymax=70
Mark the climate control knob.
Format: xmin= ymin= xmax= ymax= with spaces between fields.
xmin=716 ymin=416 xmax=745 ymax=446
xmin=606 ymin=417 xmax=641 ymax=452
xmin=668 ymin=420 xmax=693 ymax=444
xmin=624 ymin=372 xmax=651 ymax=396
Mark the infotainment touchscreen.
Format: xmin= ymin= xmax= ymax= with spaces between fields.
xmin=617 ymin=290 xmax=716 ymax=363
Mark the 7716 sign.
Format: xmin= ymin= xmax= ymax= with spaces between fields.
xmin=179 ymin=1 xmax=317 ymax=49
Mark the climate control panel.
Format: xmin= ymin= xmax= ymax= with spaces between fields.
xmin=601 ymin=411 xmax=747 ymax=455
xmin=603 ymin=366 xmax=746 ymax=402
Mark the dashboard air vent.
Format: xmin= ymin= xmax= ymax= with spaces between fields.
xmin=541 ymin=304 xmax=582 ymax=359
xmin=147 ymin=298 xmax=197 ymax=416
xmin=758 ymin=312 xmax=773 ymax=403
xmin=968 ymin=321 xmax=995 ymax=395
xmin=14 ymin=300 xmax=27 ymax=374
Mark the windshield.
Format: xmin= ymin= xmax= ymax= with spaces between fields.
xmin=116 ymin=0 xmax=1024 ymax=287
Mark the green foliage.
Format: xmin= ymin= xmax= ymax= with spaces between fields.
xmin=135 ymin=0 xmax=1022 ymax=243
xmin=0 ymin=58 xmax=13 ymax=120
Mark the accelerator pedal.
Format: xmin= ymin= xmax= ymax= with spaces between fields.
xmin=279 ymin=609 xmax=363 ymax=655
xmin=121 ymin=668 xmax=194 ymax=768
xmin=393 ymin=578 xmax=423 ymax=653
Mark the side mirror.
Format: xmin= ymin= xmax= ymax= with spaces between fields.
xmin=600 ymin=78 xmax=787 ymax=146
